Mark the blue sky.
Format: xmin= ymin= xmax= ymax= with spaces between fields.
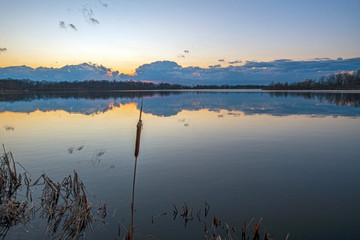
xmin=0 ymin=0 xmax=359 ymax=75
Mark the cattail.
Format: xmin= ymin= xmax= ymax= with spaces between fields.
xmin=130 ymin=99 xmax=143 ymax=240
xmin=134 ymin=99 xmax=143 ymax=158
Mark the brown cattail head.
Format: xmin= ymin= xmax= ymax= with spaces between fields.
xmin=134 ymin=120 xmax=142 ymax=158
xmin=134 ymin=100 xmax=143 ymax=158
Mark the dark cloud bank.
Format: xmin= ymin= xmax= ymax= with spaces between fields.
xmin=0 ymin=58 xmax=359 ymax=85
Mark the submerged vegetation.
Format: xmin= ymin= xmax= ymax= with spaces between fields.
xmin=34 ymin=172 xmax=98 ymax=239
xmin=151 ymin=201 xmax=283 ymax=240
xmin=0 ymin=145 xmax=105 ymax=239
xmin=0 ymin=145 xmax=32 ymax=238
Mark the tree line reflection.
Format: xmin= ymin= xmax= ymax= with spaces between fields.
xmin=0 ymin=91 xmax=182 ymax=102
xmin=268 ymin=92 xmax=360 ymax=107
xmin=1 ymin=91 xmax=359 ymax=107
xmin=1 ymin=91 xmax=359 ymax=117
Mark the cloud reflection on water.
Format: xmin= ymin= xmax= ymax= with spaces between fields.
xmin=1 ymin=91 xmax=359 ymax=118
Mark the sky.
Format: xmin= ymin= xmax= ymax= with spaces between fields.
xmin=1 ymin=0 xmax=360 ymax=75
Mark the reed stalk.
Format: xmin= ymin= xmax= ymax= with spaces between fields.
xmin=129 ymin=99 xmax=143 ymax=240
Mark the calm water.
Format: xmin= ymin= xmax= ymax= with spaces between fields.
xmin=1 ymin=90 xmax=360 ymax=239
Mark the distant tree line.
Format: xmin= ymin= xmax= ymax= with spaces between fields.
xmin=265 ymin=70 xmax=360 ymax=90
xmin=0 ymin=79 xmax=264 ymax=92
xmin=189 ymin=84 xmax=264 ymax=89
xmin=0 ymin=79 xmax=180 ymax=91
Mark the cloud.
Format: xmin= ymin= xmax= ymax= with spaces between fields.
xmin=208 ymin=64 xmax=221 ymax=68
xmin=89 ymin=18 xmax=100 ymax=24
xmin=122 ymin=57 xmax=360 ymax=85
xmin=0 ymin=48 xmax=7 ymax=53
xmin=82 ymin=6 xmax=93 ymax=17
xmin=1 ymin=58 xmax=360 ymax=85
xmin=59 ymin=21 xmax=77 ymax=30
xmin=0 ymin=63 xmax=117 ymax=82
xmin=82 ymin=6 xmax=100 ymax=24
xmin=59 ymin=21 xmax=66 ymax=29
xmin=218 ymin=59 xmax=225 ymax=62
xmin=184 ymin=50 xmax=190 ymax=54
xmin=228 ymin=60 xmax=241 ymax=64
xmin=69 ymin=24 xmax=78 ymax=30
xmin=98 ymin=0 xmax=108 ymax=7
xmin=178 ymin=55 xmax=185 ymax=58
xmin=313 ymin=57 xmax=331 ymax=61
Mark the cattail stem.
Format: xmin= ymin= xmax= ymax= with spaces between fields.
xmin=130 ymin=157 xmax=138 ymax=239
xmin=130 ymin=99 xmax=143 ymax=240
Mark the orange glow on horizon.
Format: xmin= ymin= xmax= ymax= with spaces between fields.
xmin=0 ymin=60 xmax=137 ymax=75
xmin=108 ymin=102 xmax=115 ymax=109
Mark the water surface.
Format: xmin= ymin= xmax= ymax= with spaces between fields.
xmin=1 ymin=90 xmax=360 ymax=239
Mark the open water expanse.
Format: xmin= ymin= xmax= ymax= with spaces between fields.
xmin=1 ymin=90 xmax=360 ymax=239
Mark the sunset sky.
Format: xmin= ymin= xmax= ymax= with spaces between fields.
xmin=1 ymin=0 xmax=360 ymax=74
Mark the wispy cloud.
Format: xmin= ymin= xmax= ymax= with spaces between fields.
xmin=82 ymin=6 xmax=100 ymax=25
xmin=228 ymin=60 xmax=241 ymax=64
xmin=59 ymin=21 xmax=78 ymax=31
xmin=313 ymin=57 xmax=331 ymax=61
xmin=179 ymin=50 xmax=190 ymax=58
xmin=209 ymin=64 xmax=221 ymax=68
xmin=218 ymin=59 xmax=225 ymax=62
xmin=69 ymin=24 xmax=78 ymax=31
xmin=89 ymin=18 xmax=100 ymax=24
xmin=98 ymin=0 xmax=108 ymax=8
xmin=59 ymin=21 xmax=66 ymax=29
xmin=0 ymin=48 xmax=7 ymax=53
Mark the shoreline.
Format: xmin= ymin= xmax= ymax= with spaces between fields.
xmin=2 ymin=89 xmax=360 ymax=95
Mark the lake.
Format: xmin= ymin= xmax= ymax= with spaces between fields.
xmin=1 ymin=90 xmax=360 ymax=239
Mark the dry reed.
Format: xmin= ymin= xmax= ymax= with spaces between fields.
xmin=153 ymin=202 xmax=290 ymax=240
xmin=0 ymin=144 xmax=33 ymax=238
xmin=129 ymin=99 xmax=143 ymax=240
xmin=1 ymin=145 xmax=107 ymax=239
xmin=33 ymin=171 xmax=94 ymax=239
